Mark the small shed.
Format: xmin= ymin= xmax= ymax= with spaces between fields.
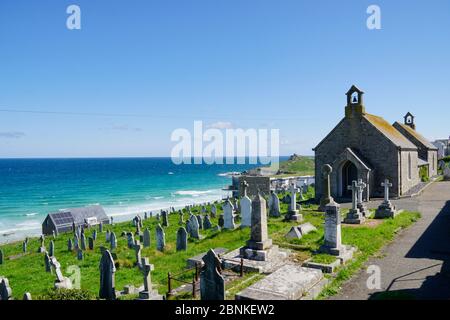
xmin=42 ymin=205 xmax=109 ymax=236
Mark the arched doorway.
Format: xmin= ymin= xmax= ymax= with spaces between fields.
xmin=341 ymin=161 xmax=358 ymax=198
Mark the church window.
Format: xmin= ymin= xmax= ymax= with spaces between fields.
xmin=408 ymin=153 xmax=412 ymax=180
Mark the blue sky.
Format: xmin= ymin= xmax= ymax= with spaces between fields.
xmin=0 ymin=0 xmax=449 ymax=158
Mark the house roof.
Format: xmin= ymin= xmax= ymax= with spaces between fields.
xmin=47 ymin=205 xmax=108 ymax=228
xmin=393 ymin=122 xmax=438 ymax=150
xmin=363 ymin=114 xmax=417 ymax=150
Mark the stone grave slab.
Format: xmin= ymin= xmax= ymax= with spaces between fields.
xmin=187 ymin=248 xmax=228 ymax=269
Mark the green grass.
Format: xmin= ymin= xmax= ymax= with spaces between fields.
xmin=0 ymin=191 xmax=420 ymax=301
xmin=310 ymin=254 xmax=337 ymax=265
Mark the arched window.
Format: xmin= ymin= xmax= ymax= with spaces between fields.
xmin=408 ymin=153 xmax=412 ymax=180
xmin=432 ymin=153 xmax=435 ymax=171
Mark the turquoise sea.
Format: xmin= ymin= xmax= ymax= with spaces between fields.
xmin=0 ymin=157 xmax=280 ymax=243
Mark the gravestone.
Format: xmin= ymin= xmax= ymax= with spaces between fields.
xmin=319 ymin=164 xmax=335 ymax=211
xmin=200 ymin=249 xmax=225 ymax=300
xmin=144 ymin=212 xmax=148 ymax=220
xmin=156 ymin=224 xmax=165 ymax=252
xmin=0 ymin=249 xmax=3 ymax=265
xmin=218 ymin=214 xmax=224 ymax=228
xmin=240 ymin=181 xmax=252 ymax=227
xmin=133 ymin=241 xmax=143 ymax=268
xmin=92 ymin=229 xmax=97 ymax=241
xmin=127 ymin=232 xmax=135 ymax=249
xmin=286 ymin=183 xmax=303 ymax=222
xmin=23 ymin=240 xmax=27 ymax=253
xmin=137 ymin=257 xmax=163 ymax=300
xmin=99 ymin=222 xmax=103 ymax=233
xmin=0 ymin=277 xmax=12 ymax=300
xmin=50 ymin=257 xmax=72 ymax=289
xmin=38 ymin=235 xmax=46 ymax=253
xmin=77 ymin=249 xmax=83 ymax=260
xmin=356 ymin=179 xmax=368 ymax=216
xmin=211 ymin=205 xmax=217 ymax=218
xmin=53 ymin=230 xmax=57 ymax=239
xmin=110 ymin=232 xmax=117 ymax=250
xmin=99 ymin=249 xmax=116 ymax=300
xmin=203 ymin=215 xmax=212 ymax=230
xmin=196 ymin=214 xmax=203 ymax=230
xmin=240 ymin=192 xmax=274 ymax=261
xmin=143 ymin=228 xmax=151 ymax=248
xmin=176 ymin=227 xmax=188 ymax=252
xmin=49 ymin=240 xmax=55 ymax=257
xmin=223 ymin=199 xmax=236 ymax=229
xmin=88 ymin=237 xmax=95 ymax=250
xmin=135 ymin=222 xmax=141 ymax=235
xmin=375 ymin=179 xmax=397 ymax=218
xmin=269 ymin=190 xmax=281 ymax=217
xmin=80 ymin=234 xmax=87 ymax=251
xmin=444 ymin=166 xmax=450 ymax=181
xmin=45 ymin=253 xmax=52 ymax=273
xmin=187 ymin=214 xmax=200 ymax=239
xmin=285 ymin=222 xmax=318 ymax=240
xmin=74 ymin=235 xmax=79 ymax=250
xmin=68 ymin=238 xmax=73 ymax=251
xmin=23 ymin=292 xmax=32 ymax=300
xmin=110 ymin=216 xmax=114 ymax=225
xmin=105 ymin=230 xmax=111 ymax=242
xmin=344 ymin=180 xmax=365 ymax=224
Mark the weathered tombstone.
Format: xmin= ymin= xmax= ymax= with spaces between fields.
xmin=80 ymin=234 xmax=87 ymax=251
xmin=38 ymin=235 xmax=46 ymax=253
xmin=49 ymin=240 xmax=55 ymax=257
xmin=200 ymin=249 xmax=225 ymax=300
xmin=356 ymin=179 xmax=368 ymax=216
xmin=222 ymin=199 xmax=236 ymax=229
xmin=68 ymin=238 xmax=73 ymax=251
xmin=50 ymin=257 xmax=72 ymax=289
xmin=196 ymin=214 xmax=203 ymax=230
xmin=240 ymin=192 xmax=274 ymax=261
xmin=203 ymin=215 xmax=212 ymax=230
xmin=92 ymin=229 xmax=98 ymax=241
xmin=133 ymin=241 xmax=143 ymax=268
xmin=187 ymin=214 xmax=200 ymax=239
xmin=88 ymin=237 xmax=95 ymax=250
xmin=444 ymin=166 xmax=450 ymax=181
xmin=285 ymin=222 xmax=318 ymax=239
xmin=74 ymin=235 xmax=79 ymax=250
xmin=99 ymin=249 xmax=116 ymax=300
xmin=269 ymin=190 xmax=281 ymax=217
xmin=98 ymin=222 xmax=103 ymax=233
xmin=156 ymin=213 xmax=160 ymax=221
xmin=23 ymin=240 xmax=27 ymax=253
xmin=176 ymin=227 xmax=188 ymax=251
xmin=105 ymin=230 xmax=111 ymax=242
xmin=218 ymin=214 xmax=224 ymax=228
xmin=240 ymin=181 xmax=252 ymax=227
xmin=23 ymin=292 xmax=32 ymax=300
xmin=110 ymin=216 xmax=114 ymax=225
xmin=0 ymin=249 xmax=3 ymax=265
xmin=137 ymin=257 xmax=162 ymax=300
xmin=77 ymin=248 xmax=83 ymax=260
xmin=161 ymin=211 xmax=169 ymax=227
xmin=286 ymin=183 xmax=302 ymax=221
xmin=156 ymin=224 xmax=165 ymax=252
xmin=45 ymin=253 xmax=52 ymax=273
xmin=201 ymin=205 xmax=207 ymax=214
xmin=135 ymin=222 xmax=141 ymax=235
xmin=0 ymin=277 xmax=12 ymax=300
xmin=344 ymin=180 xmax=365 ymax=224
xmin=52 ymin=230 xmax=57 ymax=239
xmin=72 ymin=221 xmax=76 ymax=234
xmin=210 ymin=204 xmax=217 ymax=218
xmin=143 ymin=228 xmax=151 ymax=248
xmin=127 ymin=232 xmax=135 ymax=249
xmin=375 ymin=179 xmax=397 ymax=218
xmin=110 ymin=232 xmax=117 ymax=250
xmin=319 ymin=164 xmax=335 ymax=211
xmin=178 ymin=211 xmax=184 ymax=225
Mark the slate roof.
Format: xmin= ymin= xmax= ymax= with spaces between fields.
xmin=363 ymin=114 xmax=417 ymax=150
xmin=48 ymin=205 xmax=108 ymax=228
xmin=393 ymin=122 xmax=438 ymax=150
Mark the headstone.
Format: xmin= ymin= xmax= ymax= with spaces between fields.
xmin=88 ymin=237 xmax=95 ymax=250
xmin=319 ymin=201 xmax=344 ymax=255
xmin=200 ymin=249 xmax=225 ymax=300
xmin=105 ymin=230 xmax=111 ymax=242
xmin=133 ymin=241 xmax=142 ymax=268
xmin=196 ymin=214 xmax=204 ymax=230
xmin=344 ymin=180 xmax=365 ymax=224
xmin=211 ymin=205 xmax=217 ymax=218
xmin=53 ymin=230 xmax=57 ymax=239
xmin=143 ymin=228 xmax=151 ymax=248
xmin=38 ymin=235 xmax=46 ymax=253
xmin=49 ymin=240 xmax=55 ymax=257
xmin=176 ymin=227 xmax=188 ymax=251
xmin=99 ymin=250 xmax=116 ymax=300
xmin=23 ymin=292 xmax=32 ymax=300
xmin=77 ymin=248 xmax=83 ymax=260
xmin=50 ymin=257 xmax=72 ymax=289
xmin=356 ymin=179 xmax=368 ymax=216
xmin=110 ymin=232 xmax=117 ymax=250
xmin=92 ymin=229 xmax=97 ymax=241
xmin=137 ymin=257 xmax=163 ymax=300
xmin=0 ymin=249 xmax=3 ymax=265
xmin=74 ymin=235 xmax=79 ymax=250
xmin=240 ymin=180 xmax=252 ymax=227
xmin=203 ymin=215 xmax=212 ymax=230
xmin=375 ymin=179 xmax=397 ymax=218
xmin=156 ymin=224 xmax=165 ymax=252
xmin=99 ymin=222 xmax=103 ymax=233
xmin=286 ymin=183 xmax=303 ymax=222
xmin=127 ymin=232 xmax=135 ymax=249
xmin=285 ymin=222 xmax=318 ymax=239
xmin=178 ymin=211 xmax=184 ymax=225
xmin=135 ymin=222 xmax=141 ymax=235
xmin=110 ymin=216 xmax=114 ymax=225
xmin=319 ymin=164 xmax=335 ymax=211
xmin=45 ymin=253 xmax=52 ymax=273
xmin=23 ymin=240 xmax=27 ymax=253
xmin=80 ymin=233 xmax=87 ymax=251
xmin=0 ymin=278 xmax=12 ymax=301
xmin=144 ymin=212 xmax=148 ymax=220
xmin=187 ymin=214 xmax=200 ymax=239
xmin=68 ymin=238 xmax=73 ymax=251
xmin=218 ymin=214 xmax=224 ymax=228
xmin=444 ymin=166 xmax=450 ymax=181
xmin=269 ymin=190 xmax=281 ymax=217
xmin=240 ymin=192 xmax=273 ymax=261
xmin=223 ymin=199 xmax=236 ymax=229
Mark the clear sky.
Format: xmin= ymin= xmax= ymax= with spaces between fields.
xmin=0 ymin=0 xmax=449 ymax=158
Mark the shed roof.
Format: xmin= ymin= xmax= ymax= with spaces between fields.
xmin=47 ymin=205 xmax=108 ymax=228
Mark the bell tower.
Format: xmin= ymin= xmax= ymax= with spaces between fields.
xmin=345 ymin=85 xmax=366 ymax=118
xmin=404 ymin=112 xmax=415 ymax=130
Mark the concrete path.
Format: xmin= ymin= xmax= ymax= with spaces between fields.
xmin=329 ymin=181 xmax=450 ymax=300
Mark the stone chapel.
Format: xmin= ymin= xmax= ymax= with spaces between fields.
xmin=314 ymin=85 xmax=438 ymax=201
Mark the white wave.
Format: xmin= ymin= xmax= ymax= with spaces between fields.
xmin=174 ymin=190 xmax=213 ymax=196
xmin=25 ymin=212 xmax=39 ymax=217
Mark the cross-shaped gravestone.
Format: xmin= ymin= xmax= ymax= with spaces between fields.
xmin=289 ymin=183 xmax=300 ymax=212
xmin=347 ymin=180 xmax=359 ymax=211
xmin=141 ymin=257 xmax=154 ymax=293
xmin=375 ymin=178 xmax=397 ymax=218
xmin=343 ymin=180 xmax=365 ymax=224
xmin=356 ymin=179 xmax=367 ymax=204
xmin=381 ymin=179 xmax=392 ymax=202
xmin=319 ymin=164 xmax=334 ymax=211
xmin=134 ymin=241 xmax=142 ymax=268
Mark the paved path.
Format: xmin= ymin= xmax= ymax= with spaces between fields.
xmin=329 ymin=181 xmax=450 ymax=300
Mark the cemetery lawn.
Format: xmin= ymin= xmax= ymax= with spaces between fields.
xmin=0 ymin=193 xmax=420 ymax=300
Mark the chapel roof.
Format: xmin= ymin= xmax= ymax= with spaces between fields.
xmin=393 ymin=122 xmax=438 ymax=150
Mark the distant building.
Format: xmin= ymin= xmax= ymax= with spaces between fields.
xmin=432 ymin=139 xmax=449 ymax=159
xmin=314 ymin=85 xmax=438 ymax=200
xmin=42 ymin=205 xmax=109 ymax=236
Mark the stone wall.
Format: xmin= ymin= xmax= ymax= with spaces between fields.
xmin=238 ymin=176 xmax=271 ymax=199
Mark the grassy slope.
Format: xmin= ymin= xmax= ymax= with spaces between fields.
xmin=278 ymin=156 xmax=315 ymax=175
xmin=0 ymin=189 xmax=420 ymax=300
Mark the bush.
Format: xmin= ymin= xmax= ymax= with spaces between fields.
xmin=36 ymin=288 xmax=96 ymax=300
xmin=419 ymin=166 xmax=429 ymax=182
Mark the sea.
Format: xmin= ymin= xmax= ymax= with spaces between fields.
xmin=0 ymin=157 xmax=284 ymax=244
